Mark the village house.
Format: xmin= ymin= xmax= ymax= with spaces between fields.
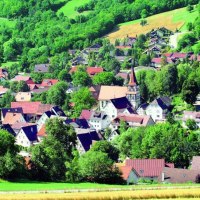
xmin=110 ymin=113 xmax=154 ymax=131
xmin=145 ymin=96 xmax=172 ymax=122
xmin=11 ymin=122 xmax=36 ymax=134
xmin=69 ymin=66 xmax=103 ymax=77
xmin=182 ymin=111 xmax=200 ymax=128
xmin=151 ymin=57 xmax=176 ymax=68
xmin=11 ymin=102 xmax=54 ymax=122
xmin=85 ymin=43 xmax=101 ymax=53
xmin=3 ymin=112 xmax=26 ymax=125
xmin=158 ymin=167 xmax=200 ymax=183
xmin=76 ymin=128 xmax=101 ymax=154
xmin=125 ymin=159 xmax=174 ymax=183
xmin=1 ymin=107 xmax=23 ymax=121
xmin=148 ymin=27 xmax=173 ymax=39
xmin=143 ymin=45 xmax=162 ymax=57
xmin=72 ymin=50 xmax=89 ymax=65
xmin=15 ymin=125 xmax=38 ymax=147
xmin=40 ymin=79 xmax=58 ymax=87
xmin=11 ymin=75 xmax=35 ymax=85
xmin=34 ymin=64 xmax=50 ymax=73
xmin=37 ymin=106 xmax=66 ymax=130
xmin=15 ymin=92 xmax=32 ymax=102
xmin=80 ymin=110 xmax=110 ymax=131
xmin=115 ymin=56 xmax=132 ymax=63
xmin=116 ymin=164 xmax=139 ymax=185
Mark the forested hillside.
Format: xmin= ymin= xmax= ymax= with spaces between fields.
xmin=0 ymin=0 xmax=198 ymax=71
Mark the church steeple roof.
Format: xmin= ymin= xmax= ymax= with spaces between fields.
xmin=128 ymin=67 xmax=138 ymax=86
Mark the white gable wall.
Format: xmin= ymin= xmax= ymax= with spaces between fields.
xmin=15 ymin=130 xmax=31 ymax=147
xmin=146 ymin=105 xmax=165 ymax=122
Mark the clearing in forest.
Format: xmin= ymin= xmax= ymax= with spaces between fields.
xmin=106 ymin=7 xmax=198 ymax=43
xmin=57 ymin=0 xmax=92 ymax=18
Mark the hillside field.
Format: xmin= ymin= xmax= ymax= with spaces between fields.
xmin=57 ymin=0 xmax=92 ymax=18
xmin=106 ymin=7 xmax=198 ymax=42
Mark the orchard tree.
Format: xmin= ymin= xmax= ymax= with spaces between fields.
xmin=78 ymin=151 xmax=123 ymax=183
xmin=92 ymin=72 xmax=115 ymax=85
xmin=182 ymin=79 xmax=199 ymax=104
xmin=31 ymin=118 xmax=76 ymax=181
xmin=71 ymin=87 xmax=96 ymax=117
xmin=0 ymin=91 xmax=15 ymax=108
xmin=17 ymin=81 xmax=30 ymax=92
xmin=58 ymin=69 xmax=72 ymax=82
xmin=72 ymin=70 xmax=92 ymax=86
xmin=90 ymin=141 xmax=119 ymax=162
xmin=46 ymin=81 xmax=68 ymax=106
xmin=0 ymin=130 xmax=22 ymax=179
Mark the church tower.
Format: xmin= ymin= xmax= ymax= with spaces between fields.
xmin=126 ymin=67 xmax=140 ymax=109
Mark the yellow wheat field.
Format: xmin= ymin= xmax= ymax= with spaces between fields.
xmin=106 ymin=8 xmax=186 ymax=43
xmin=0 ymin=188 xmax=200 ymax=200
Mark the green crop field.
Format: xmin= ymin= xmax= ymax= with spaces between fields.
xmin=0 ymin=180 xmax=199 ymax=191
xmin=107 ymin=6 xmax=198 ymax=42
xmin=0 ymin=181 xmax=130 ymax=191
xmin=57 ymin=0 xmax=92 ymax=18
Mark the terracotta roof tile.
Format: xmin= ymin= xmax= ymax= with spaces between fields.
xmin=69 ymin=66 xmax=103 ymax=76
xmin=11 ymin=102 xmax=41 ymax=114
xmin=41 ymin=79 xmax=58 ymax=87
xmin=3 ymin=113 xmax=25 ymax=125
xmin=125 ymin=159 xmax=173 ymax=177
xmin=37 ymin=125 xmax=47 ymax=137
xmin=98 ymin=86 xmax=128 ymax=100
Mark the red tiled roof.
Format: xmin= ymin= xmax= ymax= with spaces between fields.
xmin=189 ymin=54 xmax=200 ymax=61
xmin=28 ymin=84 xmax=39 ymax=91
xmin=125 ymin=159 xmax=166 ymax=177
xmin=171 ymin=52 xmax=187 ymax=59
xmin=69 ymin=66 xmax=103 ymax=76
xmin=41 ymin=79 xmax=58 ymax=87
xmin=11 ymin=102 xmax=41 ymax=114
xmin=11 ymin=122 xmax=36 ymax=130
xmin=152 ymin=57 xmax=174 ymax=64
xmin=114 ymin=113 xmax=151 ymax=126
xmin=36 ymin=104 xmax=54 ymax=115
xmin=13 ymin=75 xmax=35 ymax=84
xmin=80 ymin=109 xmax=92 ymax=120
xmin=87 ymin=67 xmax=103 ymax=76
xmin=118 ymin=166 xmax=134 ymax=180
xmin=163 ymin=53 xmax=173 ymax=57
xmin=37 ymin=125 xmax=47 ymax=137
